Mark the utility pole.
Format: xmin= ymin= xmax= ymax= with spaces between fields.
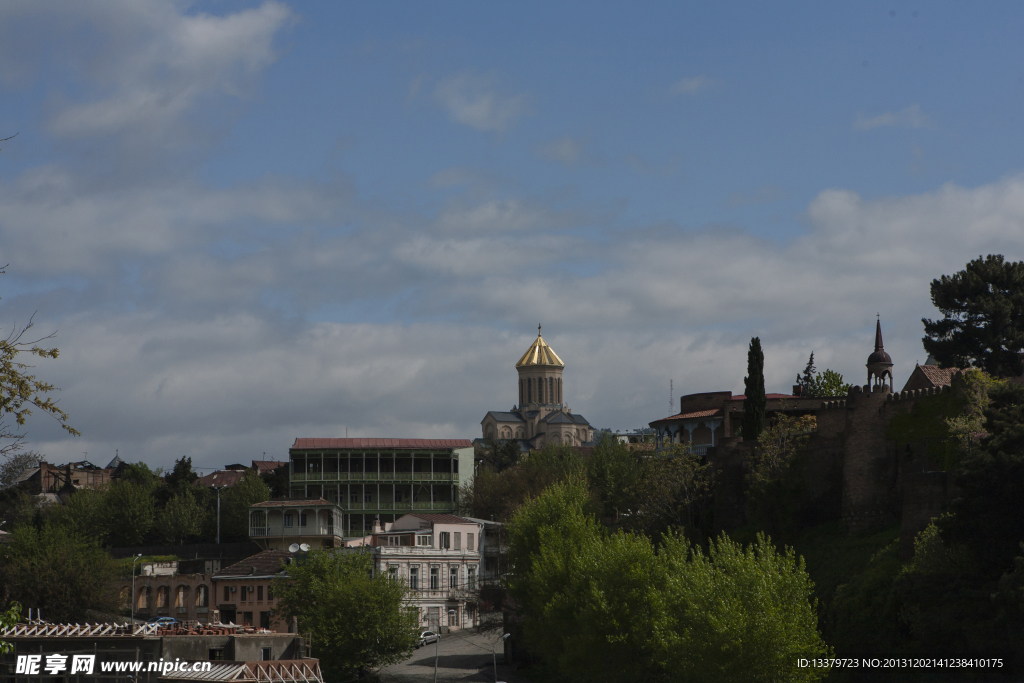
xmin=215 ymin=486 xmax=224 ymax=544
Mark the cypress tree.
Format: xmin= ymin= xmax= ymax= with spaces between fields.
xmin=743 ymin=337 xmax=766 ymax=441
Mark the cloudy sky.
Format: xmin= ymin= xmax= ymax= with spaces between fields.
xmin=2 ymin=1 xmax=1024 ymax=470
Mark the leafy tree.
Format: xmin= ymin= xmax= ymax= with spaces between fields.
xmin=742 ymin=337 xmax=765 ymax=441
xmin=219 ymin=469 xmax=270 ymax=541
xmin=746 ymin=415 xmax=817 ymax=541
xmin=262 ymin=463 xmax=290 ymax=498
xmin=0 ymin=448 xmax=39 ymax=488
xmin=0 ymin=601 xmax=21 ymax=653
xmin=49 ymin=487 xmax=108 ymax=537
xmin=460 ymin=443 xmax=583 ymax=523
xmin=0 ymin=523 xmax=116 ymax=622
xmin=164 ymin=456 xmax=198 ymax=489
xmin=481 ymin=436 xmax=522 ymax=472
xmin=118 ymin=462 xmax=161 ymax=492
xmin=104 ymin=480 xmax=156 ymax=547
xmin=661 ymin=532 xmax=830 ymax=682
xmin=274 ymin=550 xmax=417 ymax=678
xmin=623 ymin=445 xmax=716 ymax=544
xmin=0 ymin=280 xmax=81 ymax=453
xmin=923 ymin=254 xmax=1024 ymax=378
xmin=805 ymin=369 xmax=851 ymax=398
xmin=157 ymin=489 xmax=207 ymax=544
xmin=586 ymin=434 xmax=642 ymax=521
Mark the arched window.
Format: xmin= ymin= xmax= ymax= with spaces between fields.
xmin=515 ymin=428 xmax=524 ymax=438
xmin=527 ymin=379 xmax=532 ymax=403
xmin=551 ymin=434 xmax=561 ymax=444
xmin=156 ymin=586 xmax=169 ymax=608
xmin=519 ymin=379 xmax=523 ymax=405
xmin=548 ymin=378 xmax=554 ymax=404
xmin=175 ymin=586 xmax=188 ymax=608
xmin=138 ymin=586 xmax=151 ymax=609
xmin=485 ymin=425 xmax=495 ymax=438
xmin=196 ymin=585 xmax=209 ymax=608
xmin=558 ymin=379 xmax=562 ymax=404
xmin=501 ymin=427 xmax=511 ymax=439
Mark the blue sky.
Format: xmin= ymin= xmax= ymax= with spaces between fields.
xmin=2 ymin=1 xmax=1024 ymax=469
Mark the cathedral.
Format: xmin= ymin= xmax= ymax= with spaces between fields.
xmin=480 ymin=326 xmax=595 ymax=449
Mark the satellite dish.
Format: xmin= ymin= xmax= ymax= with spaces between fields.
xmin=299 ymin=543 xmax=310 ymax=552
xmin=288 ymin=543 xmax=300 ymax=553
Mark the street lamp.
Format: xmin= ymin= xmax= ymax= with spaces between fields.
xmin=493 ymin=633 xmax=510 ymax=683
xmin=130 ymin=554 xmax=143 ymax=627
xmin=214 ymin=485 xmax=225 ymax=544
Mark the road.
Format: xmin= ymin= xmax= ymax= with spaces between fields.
xmin=377 ymin=627 xmax=524 ymax=683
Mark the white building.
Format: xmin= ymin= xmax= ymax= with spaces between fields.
xmin=351 ymin=513 xmax=484 ymax=631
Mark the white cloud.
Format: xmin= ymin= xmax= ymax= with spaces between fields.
xmin=433 ymin=73 xmax=532 ymax=133
xmin=853 ymin=104 xmax=934 ymax=131
xmin=534 ymin=137 xmax=603 ymax=167
xmin=670 ymin=75 xmax=712 ymax=96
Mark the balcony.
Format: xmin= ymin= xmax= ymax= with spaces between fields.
xmin=290 ymin=472 xmax=459 ymax=484
xmin=377 ymin=546 xmax=479 ymax=557
xmin=249 ymin=525 xmax=339 ymax=538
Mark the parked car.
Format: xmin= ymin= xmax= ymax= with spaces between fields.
xmin=147 ymin=617 xmax=177 ymax=627
xmin=417 ymin=631 xmax=439 ymax=647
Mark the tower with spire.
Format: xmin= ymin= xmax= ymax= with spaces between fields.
xmin=866 ymin=315 xmax=894 ymax=389
xmin=479 ymin=326 xmax=594 ymax=450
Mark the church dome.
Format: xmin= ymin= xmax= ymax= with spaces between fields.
xmin=867 ymin=349 xmax=892 ymax=365
xmin=516 ymin=327 xmax=564 ymax=368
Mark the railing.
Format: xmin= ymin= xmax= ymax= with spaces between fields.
xmin=2 ymin=623 xmax=159 ymax=637
xmin=288 ymin=472 xmax=458 ymax=483
xmin=378 ymin=546 xmax=479 ymax=556
xmin=249 ymin=526 xmax=339 ymax=537
xmin=692 ymin=444 xmax=710 ymax=457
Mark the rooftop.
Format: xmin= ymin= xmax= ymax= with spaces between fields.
xmin=515 ymin=327 xmax=564 ymax=368
xmin=291 ymin=438 xmax=473 ymax=450
xmin=216 ymin=550 xmax=296 ymax=578
xmin=250 ymin=498 xmax=335 ymax=508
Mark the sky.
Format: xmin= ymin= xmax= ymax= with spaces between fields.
xmin=2 ymin=1 xmax=1024 ymax=471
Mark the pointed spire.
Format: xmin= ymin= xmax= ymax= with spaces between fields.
xmin=874 ymin=314 xmax=884 ymax=352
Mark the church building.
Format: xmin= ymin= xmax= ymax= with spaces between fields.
xmin=480 ymin=327 xmax=595 ymax=450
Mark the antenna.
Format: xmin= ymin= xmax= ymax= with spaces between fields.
xmin=669 ymin=379 xmax=673 ymax=413
xmin=288 ymin=543 xmax=300 ymax=553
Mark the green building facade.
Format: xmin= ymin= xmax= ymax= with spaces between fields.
xmin=288 ymin=438 xmax=475 ymax=538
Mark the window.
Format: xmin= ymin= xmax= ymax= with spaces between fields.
xmin=243 ymin=611 xmax=253 ymax=626
xmin=260 ymin=613 xmax=270 ymax=630
xmin=261 ymin=647 xmax=271 ymax=661
xmin=417 ymin=535 xmax=432 ymax=547
xmin=175 ymin=586 xmax=186 ymax=608
xmin=454 ymin=532 xmax=461 ymax=550
xmin=209 ymin=649 xmax=225 ymax=661
xmin=257 ymin=586 xmax=264 ymax=601
xmin=409 ymin=566 xmax=419 ymax=590
xmin=156 ymin=586 xmax=169 ymax=608
xmin=284 ymin=514 xmax=293 ymax=528
xmin=468 ymin=566 xmax=477 ymax=590
xmin=223 ymin=586 xmax=231 ymax=602
xmin=430 ymin=567 xmax=440 ymax=589
xmin=468 ymin=533 xmax=475 ymax=551
xmin=439 ymin=531 xmax=450 ymax=549
xmin=364 ymin=493 xmax=372 ymax=503
xmin=299 ymin=513 xmax=307 ymax=527
xmin=549 ymin=377 xmax=553 ymax=403
xmin=240 ymin=586 xmax=248 ymax=600
xmin=268 ymin=585 xmax=274 ymax=601
xmin=388 ymin=565 xmax=398 ymax=581
xmin=197 ymin=585 xmax=209 ymax=608
xmin=351 ymin=493 xmax=359 ymax=503
xmin=449 ymin=566 xmax=458 ymax=588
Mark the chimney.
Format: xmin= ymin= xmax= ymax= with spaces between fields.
xmin=792 ymin=385 xmax=802 ymax=396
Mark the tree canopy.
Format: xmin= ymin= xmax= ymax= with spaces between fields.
xmin=274 ymin=550 xmax=417 ymax=679
xmin=923 ymin=254 xmax=1024 ymax=378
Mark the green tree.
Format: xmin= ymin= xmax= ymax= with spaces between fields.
xmin=661 ymin=532 xmax=830 ymax=682
xmin=219 ymin=470 xmax=270 ymax=541
xmin=49 ymin=487 xmax=108 ymax=537
xmin=623 ymin=445 xmax=716 ymax=544
xmin=0 ymin=523 xmax=117 ymax=622
xmin=274 ymin=550 xmax=418 ymax=678
xmin=746 ymin=415 xmax=817 ymax=541
xmin=923 ymin=254 xmax=1024 ymax=378
xmin=586 ymin=434 xmax=642 ymax=521
xmin=805 ymin=369 xmax=851 ymax=398
xmin=481 ymin=436 xmax=522 ymax=472
xmin=104 ymin=480 xmax=156 ymax=547
xmin=797 ymin=352 xmax=816 ymax=393
xmin=742 ymin=337 xmax=766 ymax=441
xmin=157 ymin=489 xmax=207 ymax=544
xmin=164 ymin=456 xmax=198 ymax=489
xmin=0 ymin=601 xmax=21 ymax=653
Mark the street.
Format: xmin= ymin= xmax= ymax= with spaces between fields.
xmin=377 ymin=627 xmax=524 ymax=683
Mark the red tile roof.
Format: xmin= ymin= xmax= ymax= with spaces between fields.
xmin=916 ymin=365 xmax=960 ymax=387
xmin=291 ymin=438 xmax=473 ymax=450
xmin=650 ymin=408 xmax=723 ymax=423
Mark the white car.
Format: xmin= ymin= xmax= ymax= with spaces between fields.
xmin=417 ymin=631 xmax=439 ymax=647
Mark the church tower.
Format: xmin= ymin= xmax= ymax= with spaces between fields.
xmin=515 ymin=325 xmax=564 ymax=408
xmin=866 ymin=317 xmax=894 ymax=389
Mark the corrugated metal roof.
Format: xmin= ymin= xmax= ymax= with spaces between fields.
xmin=160 ymin=660 xmax=323 ymax=683
xmin=291 ymin=438 xmax=473 ymax=450
xmin=650 ymin=408 xmax=723 ymax=423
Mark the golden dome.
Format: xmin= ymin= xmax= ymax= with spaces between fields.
xmin=516 ymin=326 xmax=564 ymax=368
